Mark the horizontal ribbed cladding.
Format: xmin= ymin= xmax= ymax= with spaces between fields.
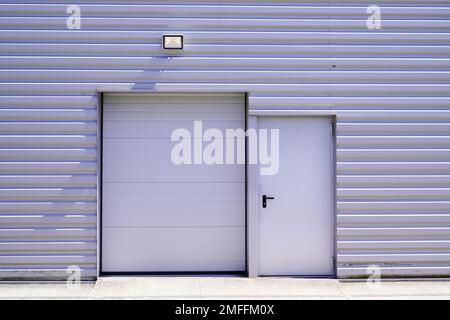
xmin=4 ymin=70 xmax=450 ymax=84
xmin=3 ymin=31 xmax=450 ymax=45
xmin=0 ymin=0 xmax=449 ymax=280
xmin=2 ymin=18 xmax=450 ymax=32
xmin=2 ymin=4 xmax=450 ymax=18
xmin=330 ymin=78 xmax=450 ymax=277
xmin=0 ymin=93 xmax=97 ymax=280
xmin=1 ymin=0 xmax=449 ymax=5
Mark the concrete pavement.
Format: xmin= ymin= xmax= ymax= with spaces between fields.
xmin=1 ymin=277 xmax=450 ymax=299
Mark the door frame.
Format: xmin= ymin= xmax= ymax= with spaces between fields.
xmin=96 ymin=90 xmax=249 ymax=277
xmin=246 ymin=110 xmax=338 ymax=278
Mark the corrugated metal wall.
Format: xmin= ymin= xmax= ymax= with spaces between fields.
xmin=0 ymin=0 xmax=449 ymax=280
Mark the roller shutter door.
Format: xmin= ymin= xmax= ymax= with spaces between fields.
xmin=101 ymin=93 xmax=245 ymax=273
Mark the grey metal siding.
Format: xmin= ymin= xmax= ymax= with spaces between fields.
xmin=0 ymin=0 xmax=449 ymax=279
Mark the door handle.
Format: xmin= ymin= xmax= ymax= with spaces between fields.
xmin=262 ymin=195 xmax=275 ymax=208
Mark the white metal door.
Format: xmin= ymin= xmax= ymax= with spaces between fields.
xmin=258 ymin=117 xmax=334 ymax=276
xmin=102 ymin=93 xmax=245 ymax=273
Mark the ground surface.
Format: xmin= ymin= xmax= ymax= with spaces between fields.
xmin=1 ymin=277 xmax=450 ymax=299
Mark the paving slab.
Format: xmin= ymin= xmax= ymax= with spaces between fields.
xmin=0 ymin=277 xmax=450 ymax=300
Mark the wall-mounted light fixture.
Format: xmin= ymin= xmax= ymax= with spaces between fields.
xmin=162 ymin=35 xmax=184 ymax=50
